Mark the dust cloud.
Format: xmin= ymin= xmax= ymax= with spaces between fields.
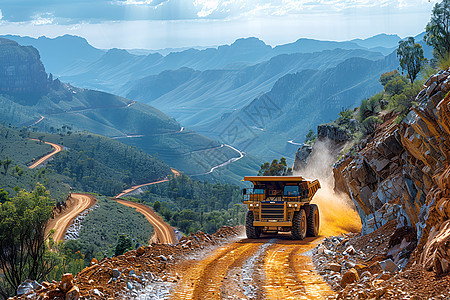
xmin=295 ymin=140 xmax=362 ymax=236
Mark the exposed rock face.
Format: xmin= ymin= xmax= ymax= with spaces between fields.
xmin=333 ymin=68 xmax=450 ymax=273
xmin=317 ymin=124 xmax=350 ymax=142
xmin=293 ymin=124 xmax=350 ymax=171
xmin=293 ymin=144 xmax=312 ymax=171
xmin=0 ymin=38 xmax=49 ymax=104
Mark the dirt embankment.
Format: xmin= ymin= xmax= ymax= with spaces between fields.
xmin=46 ymin=193 xmax=97 ymax=241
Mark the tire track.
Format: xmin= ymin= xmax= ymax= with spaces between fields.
xmin=47 ymin=193 xmax=97 ymax=241
xmin=171 ymin=241 xmax=260 ymax=300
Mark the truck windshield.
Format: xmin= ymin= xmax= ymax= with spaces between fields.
xmin=284 ymin=186 xmax=299 ymax=197
xmin=252 ymin=189 xmax=264 ymax=194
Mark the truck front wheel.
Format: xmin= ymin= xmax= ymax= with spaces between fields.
xmin=307 ymin=204 xmax=320 ymax=237
xmin=245 ymin=211 xmax=261 ymax=239
xmin=292 ymin=209 xmax=307 ymax=240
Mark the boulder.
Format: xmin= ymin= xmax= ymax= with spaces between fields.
xmin=59 ymin=273 xmax=74 ymax=293
xmin=343 ymin=245 xmax=356 ymax=255
xmin=341 ymin=268 xmax=359 ymax=287
xmin=325 ymin=263 xmax=342 ymax=272
xmin=17 ymin=279 xmax=41 ymax=295
xmin=378 ymin=259 xmax=398 ymax=273
xmin=65 ymin=286 xmax=80 ymax=300
xmin=136 ymin=246 xmax=146 ymax=256
xmin=112 ymin=269 xmax=121 ymax=279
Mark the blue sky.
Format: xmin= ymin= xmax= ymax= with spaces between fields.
xmin=0 ymin=0 xmax=439 ymax=49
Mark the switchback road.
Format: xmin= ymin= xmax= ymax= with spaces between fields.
xmin=28 ymin=139 xmax=63 ymax=169
xmin=116 ymin=199 xmax=177 ymax=244
xmin=46 ymin=193 xmax=97 ymax=241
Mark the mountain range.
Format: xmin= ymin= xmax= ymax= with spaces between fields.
xmin=0 ymin=38 xmax=258 ymax=183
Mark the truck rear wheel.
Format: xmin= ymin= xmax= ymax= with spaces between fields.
xmin=307 ymin=204 xmax=320 ymax=237
xmin=245 ymin=211 xmax=261 ymax=239
xmin=292 ymin=209 xmax=307 ymax=240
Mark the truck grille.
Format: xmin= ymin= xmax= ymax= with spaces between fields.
xmin=261 ymin=203 xmax=285 ymax=220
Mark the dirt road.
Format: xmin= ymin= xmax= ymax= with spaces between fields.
xmin=47 ymin=194 xmax=97 ymax=241
xmin=28 ymin=139 xmax=63 ymax=169
xmin=171 ymin=234 xmax=334 ymax=299
xmin=114 ymin=168 xmax=180 ymax=198
xmin=115 ymin=179 xmax=169 ymax=198
xmin=116 ymin=199 xmax=177 ymax=244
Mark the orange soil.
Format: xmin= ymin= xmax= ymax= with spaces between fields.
xmin=28 ymin=139 xmax=63 ymax=169
xmin=116 ymin=199 xmax=177 ymax=244
xmin=46 ymin=194 xmax=97 ymax=241
xmin=171 ymin=235 xmax=334 ymax=300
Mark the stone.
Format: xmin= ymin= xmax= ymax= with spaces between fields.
xmin=158 ymin=255 xmax=168 ymax=261
xmin=317 ymin=245 xmax=325 ymax=254
xmin=112 ymin=269 xmax=121 ymax=279
xmin=90 ymin=258 xmax=98 ymax=265
xmin=325 ymin=263 xmax=342 ymax=272
xmin=65 ymin=286 xmax=80 ymax=300
xmin=136 ymin=246 xmax=145 ymax=256
xmin=341 ymin=268 xmax=359 ymax=287
xmin=344 ymin=245 xmax=356 ymax=255
xmin=378 ymin=259 xmax=398 ymax=273
xmin=17 ymin=279 xmax=41 ymax=295
xmin=92 ymin=289 xmax=104 ymax=297
xmin=59 ymin=273 xmax=74 ymax=293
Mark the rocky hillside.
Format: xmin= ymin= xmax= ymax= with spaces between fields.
xmin=0 ymin=38 xmax=49 ymax=103
xmin=333 ymin=68 xmax=450 ymax=274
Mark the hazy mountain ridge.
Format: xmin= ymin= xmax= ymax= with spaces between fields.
xmin=204 ymin=52 xmax=399 ymax=161
xmin=126 ymin=48 xmax=385 ymax=127
xmin=0 ymin=38 xmax=256 ymax=181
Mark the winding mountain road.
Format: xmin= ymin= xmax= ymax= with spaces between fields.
xmin=116 ymin=199 xmax=177 ymax=244
xmin=114 ymin=168 xmax=180 ymax=244
xmin=46 ymin=194 xmax=97 ymax=241
xmin=28 ymin=139 xmax=63 ymax=169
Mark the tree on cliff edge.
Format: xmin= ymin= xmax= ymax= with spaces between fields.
xmin=425 ymin=0 xmax=450 ymax=60
xmin=397 ymin=37 xmax=426 ymax=84
xmin=0 ymin=184 xmax=54 ymax=298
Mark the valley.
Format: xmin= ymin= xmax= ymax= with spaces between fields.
xmin=2 ymin=1 xmax=450 ymax=299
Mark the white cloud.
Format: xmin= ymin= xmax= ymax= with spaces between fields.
xmin=115 ymin=0 xmax=169 ymax=6
xmin=0 ymin=9 xmax=2 ymax=20
xmin=31 ymin=13 xmax=54 ymax=25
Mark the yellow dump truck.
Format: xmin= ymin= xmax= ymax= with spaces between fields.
xmin=242 ymin=176 xmax=321 ymax=240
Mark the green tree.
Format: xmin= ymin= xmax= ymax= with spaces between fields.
xmin=0 ymin=189 xmax=8 ymax=203
xmin=397 ymin=37 xmax=426 ymax=84
xmin=114 ymin=235 xmax=132 ymax=256
xmin=424 ymin=0 xmax=450 ymax=60
xmin=2 ymin=159 xmax=11 ymax=174
xmin=0 ymin=184 xmax=54 ymax=298
xmin=258 ymin=157 xmax=293 ymax=176
xmin=304 ymin=130 xmax=317 ymax=143
xmin=153 ymin=200 xmax=161 ymax=212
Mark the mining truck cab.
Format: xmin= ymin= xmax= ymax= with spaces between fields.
xmin=242 ymin=176 xmax=321 ymax=240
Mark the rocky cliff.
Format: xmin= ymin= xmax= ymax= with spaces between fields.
xmin=333 ymin=68 xmax=450 ymax=273
xmin=0 ymin=38 xmax=49 ymax=104
xmin=293 ymin=124 xmax=350 ymax=171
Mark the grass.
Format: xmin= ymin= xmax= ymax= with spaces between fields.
xmin=77 ymin=196 xmax=153 ymax=263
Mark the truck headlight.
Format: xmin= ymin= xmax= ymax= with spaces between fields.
xmin=288 ymin=204 xmax=292 ymax=207
xmin=255 ymin=203 xmax=259 ymax=207
xmin=294 ymin=204 xmax=298 ymax=207
xmin=249 ymin=203 xmax=253 ymax=207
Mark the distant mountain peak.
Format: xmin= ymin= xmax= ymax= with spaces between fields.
xmin=231 ymin=37 xmax=271 ymax=49
xmin=0 ymin=38 xmax=19 ymax=46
